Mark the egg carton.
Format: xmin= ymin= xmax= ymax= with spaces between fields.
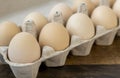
xmin=0 ymin=0 xmax=120 ymax=78
xmin=0 ymin=36 xmax=83 ymax=78
xmin=0 ymin=25 xmax=120 ymax=78
xmin=0 ymin=31 xmax=84 ymax=77
xmin=0 ymin=33 xmax=92 ymax=78
xmin=0 ymin=32 xmax=91 ymax=78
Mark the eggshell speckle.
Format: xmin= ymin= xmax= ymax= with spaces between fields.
xmin=0 ymin=21 xmax=21 ymax=46
xmin=8 ymin=32 xmax=41 ymax=63
xmin=67 ymin=13 xmax=95 ymax=39
xmin=91 ymin=6 xmax=117 ymax=29
xmin=39 ymin=22 xmax=70 ymax=51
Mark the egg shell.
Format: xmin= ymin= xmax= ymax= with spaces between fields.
xmin=39 ymin=22 xmax=70 ymax=51
xmin=91 ymin=6 xmax=117 ymax=29
xmin=8 ymin=32 xmax=41 ymax=63
xmin=24 ymin=12 xmax=48 ymax=34
xmin=113 ymin=0 xmax=120 ymax=18
xmin=48 ymin=3 xmax=73 ymax=23
xmin=91 ymin=0 xmax=115 ymax=7
xmin=72 ymin=0 xmax=95 ymax=15
xmin=0 ymin=21 xmax=21 ymax=46
xmin=67 ymin=13 xmax=95 ymax=40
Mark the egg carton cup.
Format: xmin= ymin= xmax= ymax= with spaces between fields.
xmin=41 ymin=46 xmax=71 ymax=67
xmin=44 ymin=49 xmax=70 ymax=67
xmin=70 ymin=25 xmax=106 ymax=56
xmin=71 ymin=24 xmax=120 ymax=56
xmin=95 ymin=25 xmax=120 ymax=46
xmin=71 ymin=39 xmax=95 ymax=56
xmin=95 ymin=30 xmax=117 ymax=46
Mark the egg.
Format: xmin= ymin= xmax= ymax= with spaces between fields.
xmin=39 ymin=22 xmax=70 ymax=51
xmin=67 ymin=13 xmax=95 ymax=39
xmin=24 ymin=12 xmax=48 ymax=34
xmin=8 ymin=32 xmax=41 ymax=63
xmin=0 ymin=21 xmax=21 ymax=46
xmin=91 ymin=6 xmax=117 ymax=29
xmin=48 ymin=3 xmax=73 ymax=24
xmin=113 ymin=0 xmax=120 ymax=18
xmin=72 ymin=0 xmax=95 ymax=15
xmin=91 ymin=0 xmax=115 ymax=7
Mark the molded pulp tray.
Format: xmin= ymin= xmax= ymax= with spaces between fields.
xmin=0 ymin=0 xmax=120 ymax=78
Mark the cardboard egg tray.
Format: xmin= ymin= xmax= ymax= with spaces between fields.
xmin=0 ymin=22 xmax=120 ymax=78
xmin=0 ymin=0 xmax=120 ymax=78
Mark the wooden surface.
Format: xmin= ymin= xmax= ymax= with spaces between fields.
xmin=0 ymin=36 xmax=120 ymax=78
xmin=1 ymin=64 xmax=120 ymax=78
xmin=39 ymin=65 xmax=120 ymax=78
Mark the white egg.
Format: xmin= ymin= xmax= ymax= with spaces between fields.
xmin=8 ymin=32 xmax=41 ymax=63
xmin=67 ymin=13 xmax=95 ymax=39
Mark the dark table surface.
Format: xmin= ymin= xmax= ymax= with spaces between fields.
xmin=1 ymin=64 xmax=120 ymax=78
